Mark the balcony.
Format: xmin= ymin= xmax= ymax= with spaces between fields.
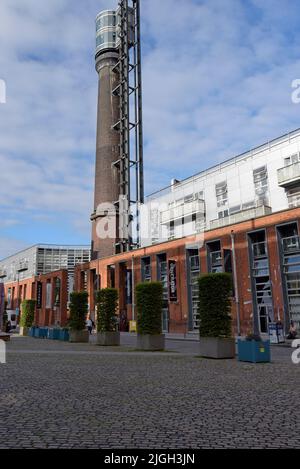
xmin=0 ymin=269 xmax=7 ymax=279
xmin=282 ymin=235 xmax=300 ymax=253
xmin=210 ymin=205 xmax=272 ymax=230
xmin=18 ymin=260 xmax=29 ymax=272
xmin=277 ymin=162 xmax=300 ymax=187
xmin=161 ymin=200 xmax=205 ymax=225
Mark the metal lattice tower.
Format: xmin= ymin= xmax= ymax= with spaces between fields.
xmin=112 ymin=0 xmax=144 ymax=253
xmin=92 ymin=1 xmax=144 ymax=259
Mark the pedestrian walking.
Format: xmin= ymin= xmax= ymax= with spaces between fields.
xmin=86 ymin=317 xmax=93 ymax=335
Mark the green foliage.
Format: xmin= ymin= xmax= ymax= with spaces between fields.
xmin=20 ymin=300 xmax=36 ymax=328
xmin=68 ymin=291 xmax=88 ymax=331
xmin=198 ymin=273 xmax=232 ymax=338
xmin=96 ymin=288 xmax=118 ymax=332
xmin=136 ymin=282 xmax=163 ymax=335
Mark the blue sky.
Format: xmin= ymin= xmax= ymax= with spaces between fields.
xmin=0 ymin=0 xmax=300 ymax=258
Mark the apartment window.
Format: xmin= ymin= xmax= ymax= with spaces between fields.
xmin=216 ymin=182 xmax=228 ymax=208
xmin=229 ymin=205 xmax=241 ymax=215
xmin=141 ymin=257 xmax=151 ymax=282
xmin=207 ymin=240 xmax=223 ymax=273
xmin=218 ymin=209 xmax=229 ymax=219
xmin=284 ymin=153 xmax=300 ymax=166
xmin=253 ymin=166 xmax=268 ymax=195
xmin=168 ymin=221 xmax=175 ymax=240
xmin=184 ymin=194 xmax=193 ymax=203
xmin=286 ymin=186 xmax=300 ymax=209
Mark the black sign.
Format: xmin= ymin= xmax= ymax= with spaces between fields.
xmin=168 ymin=260 xmax=177 ymax=302
xmin=36 ymin=281 xmax=43 ymax=309
xmin=126 ymin=269 xmax=132 ymax=305
xmin=54 ymin=277 xmax=61 ymax=307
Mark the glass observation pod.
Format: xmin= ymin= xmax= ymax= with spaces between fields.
xmin=96 ymin=10 xmax=118 ymax=55
xmin=95 ymin=9 xmax=135 ymax=56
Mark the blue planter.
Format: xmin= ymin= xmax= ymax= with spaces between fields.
xmin=237 ymin=339 xmax=271 ymax=363
xmin=59 ymin=329 xmax=70 ymax=342
xmin=29 ymin=327 xmax=36 ymax=337
xmin=48 ymin=328 xmax=61 ymax=340
xmin=39 ymin=327 xmax=48 ymax=339
xmin=34 ymin=327 xmax=40 ymax=338
xmin=48 ymin=328 xmax=60 ymax=340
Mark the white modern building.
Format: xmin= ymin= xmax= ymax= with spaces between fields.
xmin=0 ymin=245 xmax=91 ymax=289
xmin=141 ymin=128 xmax=300 ymax=246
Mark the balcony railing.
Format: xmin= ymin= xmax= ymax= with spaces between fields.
xmin=210 ymin=205 xmax=272 ymax=230
xmin=277 ymin=162 xmax=300 ymax=187
xmin=282 ymin=235 xmax=300 ymax=253
xmin=18 ymin=260 xmax=29 ymax=272
xmin=161 ymin=200 xmax=205 ymax=225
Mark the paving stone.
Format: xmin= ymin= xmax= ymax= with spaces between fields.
xmin=0 ymin=336 xmax=299 ymax=448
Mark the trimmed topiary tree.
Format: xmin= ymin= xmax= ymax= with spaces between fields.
xmin=136 ymin=282 xmax=163 ymax=335
xmin=20 ymin=300 xmax=36 ymax=328
xmin=69 ymin=291 xmax=89 ymax=331
xmin=95 ymin=288 xmax=120 ymax=346
xmin=136 ymin=282 xmax=165 ymax=350
xmin=68 ymin=291 xmax=89 ymax=343
xmin=198 ymin=273 xmax=232 ymax=337
xmin=96 ymin=288 xmax=118 ymax=332
xmin=198 ymin=273 xmax=235 ymax=358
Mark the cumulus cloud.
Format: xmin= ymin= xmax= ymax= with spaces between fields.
xmin=0 ymin=0 xmax=300 ymax=258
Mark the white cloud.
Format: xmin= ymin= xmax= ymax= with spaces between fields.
xmin=1 ymin=0 xmax=300 ymax=256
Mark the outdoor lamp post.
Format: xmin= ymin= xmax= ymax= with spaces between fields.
xmin=16 ymin=264 xmax=29 ymax=322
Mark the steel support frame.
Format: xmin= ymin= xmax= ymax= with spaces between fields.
xmin=113 ymin=0 xmax=144 ymax=253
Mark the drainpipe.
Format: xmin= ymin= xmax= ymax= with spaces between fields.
xmin=231 ymin=231 xmax=241 ymax=336
xmin=131 ymin=255 xmax=135 ymax=321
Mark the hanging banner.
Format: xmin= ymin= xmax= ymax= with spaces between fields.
xmin=54 ymin=278 xmax=61 ymax=307
xmin=126 ymin=269 xmax=132 ymax=305
xmin=46 ymin=282 xmax=52 ymax=309
xmin=0 ymin=283 xmax=5 ymax=329
xmin=36 ymin=282 xmax=43 ymax=309
xmin=168 ymin=260 xmax=177 ymax=302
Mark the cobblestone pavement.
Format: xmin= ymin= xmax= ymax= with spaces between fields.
xmin=0 ymin=335 xmax=299 ymax=449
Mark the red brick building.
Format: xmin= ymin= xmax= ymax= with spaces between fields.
xmin=75 ymin=207 xmax=300 ymax=336
xmin=4 ymin=270 xmax=68 ymax=328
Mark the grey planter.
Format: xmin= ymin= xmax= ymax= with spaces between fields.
xmin=96 ymin=331 xmax=120 ymax=346
xmin=0 ymin=332 xmax=10 ymax=342
xmin=69 ymin=330 xmax=89 ymax=343
xmin=137 ymin=334 xmax=165 ymax=351
xmin=199 ymin=337 xmax=235 ymax=359
xmin=19 ymin=326 xmax=29 ymax=337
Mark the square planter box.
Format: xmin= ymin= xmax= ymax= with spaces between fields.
xmin=69 ymin=330 xmax=89 ymax=343
xmin=237 ymin=339 xmax=271 ymax=363
xmin=28 ymin=327 xmax=36 ymax=337
xmin=59 ymin=329 xmax=70 ymax=342
xmin=48 ymin=328 xmax=61 ymax=340
xmin=96 ymin=331 xmax=120 ymax=346
xmin=137 ymin=334 xmax=165 ymax=351
xmin=39 ymin=328 xmax=49 ymax=339
xmin=199 ymin=337 xmax=235 ymax=359
xmin=0 ymin=332 xmax=10 ymax=342
xmin=19 ymin=327 xmax=29 ymax=337
xmin=34 ymin=327 xmax=47 ymax=339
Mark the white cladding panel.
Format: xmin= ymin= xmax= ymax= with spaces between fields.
xmin=141 ymin=129 xmax=300 ymax=247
